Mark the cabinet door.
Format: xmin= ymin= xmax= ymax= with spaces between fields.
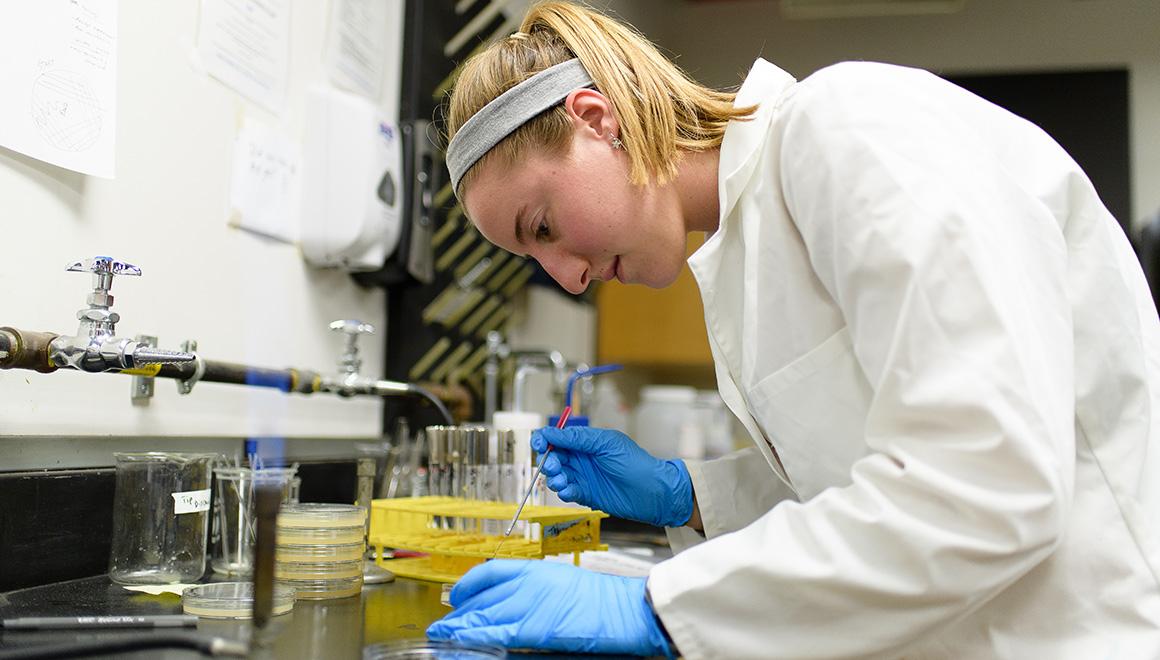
xmin=596 ymin=236 xmax=712 ymax=367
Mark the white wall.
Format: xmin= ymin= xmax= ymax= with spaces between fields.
xmin=0 ymin=1 xmax=407 ymax=439
xmin=610 ymin=0 xmax=1160 ymax=228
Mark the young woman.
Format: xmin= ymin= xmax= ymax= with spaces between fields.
xmin=427 ymin=2 xmax=1160 ymax=658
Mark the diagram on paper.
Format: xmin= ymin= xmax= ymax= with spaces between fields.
xmin=31 ymin=69 xmax=103 ymax=152
xmin=0 ymin=0 xmax=117 ymax=177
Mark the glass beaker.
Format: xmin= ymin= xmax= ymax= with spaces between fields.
xmin=108 ymin=452 xmax=218 ymax=585
xmin=210 ymin=466 xmax=296 ymax=576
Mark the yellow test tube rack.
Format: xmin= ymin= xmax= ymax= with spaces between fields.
xmin=368 ymin=496 xmax=609 ymax=583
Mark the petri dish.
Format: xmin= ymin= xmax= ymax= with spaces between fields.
xmin=363 ymin=640 xmax=506 ymax=659
xmin=279 ymin=574 xmax=363 ymax=600
xmin=277 ymin=541 xmax=365 ymax=563
xmin=182 ymin=582 xmax=295 ymax=619
xmin=275 ymin=559 xmax=363 ymax=580
xmin=278 ymin=503 xmax=367 ymax=529
xmin=276 ymin=525 xmax=365 ymax=545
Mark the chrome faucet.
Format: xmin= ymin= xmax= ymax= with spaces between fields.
xmin=320 ymin=319 xmax=413 ymax=397
xmin=508 ymin=349 xmax=569 ymax=412
xmin=48 ymin=257 xmax=195 ymax=372
xmin=483 ymin=331 xmax=510 ymax=424
xmin=319 ymin=319 xmax=454 ymax=423
xmin=333 ymin=319 xmax=374 ymax=377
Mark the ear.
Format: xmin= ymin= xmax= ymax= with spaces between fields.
xmin=563 ymin=88 xmax=619 ymax=142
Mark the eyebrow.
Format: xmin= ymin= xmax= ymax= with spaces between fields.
xmin=514 ymin=205 xmax=527 ymax=247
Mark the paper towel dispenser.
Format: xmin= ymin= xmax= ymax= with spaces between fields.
xmin=300 ymin=86 xmax=403 ymax=271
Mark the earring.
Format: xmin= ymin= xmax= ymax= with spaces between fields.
xmin=610 ymin=135 xmax=623 ymax=150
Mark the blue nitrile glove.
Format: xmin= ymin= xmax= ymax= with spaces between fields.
xmin=533 ymin=426 xmax=693 ymax=528
xmin=426 ymin=560 xmax=673 ymax=657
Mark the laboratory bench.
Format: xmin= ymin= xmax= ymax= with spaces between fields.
xmin=0 ymin=572 xmax=649 ymax=659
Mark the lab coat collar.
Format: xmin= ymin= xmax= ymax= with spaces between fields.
xmin=717 ymin=59 xmax=797 ymax=226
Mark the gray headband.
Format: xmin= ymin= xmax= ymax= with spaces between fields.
xmin=446 ymin=58 xmax=594 ymax=195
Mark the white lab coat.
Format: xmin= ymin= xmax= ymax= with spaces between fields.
xmin=647 ymin=59 xmax=1160 ymax=659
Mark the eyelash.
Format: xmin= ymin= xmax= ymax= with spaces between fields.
xmin=534 ymin=217 xmax=550 ymax=241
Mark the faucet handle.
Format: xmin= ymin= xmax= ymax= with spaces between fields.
xmin=329 ymin=319 xmax=375 ymax=375
xmin=65 ymin=256 xmax=142 ymax=277
xmin=329 ymin=319 xmax=376 ymax=337
xmin=66 ymin=256 xmax=141 ymax=314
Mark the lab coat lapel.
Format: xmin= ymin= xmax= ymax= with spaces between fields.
xmin=718 ymin=59 xmax=797 ymax=223
xmin=689 ymin=60 xmax=801 ymax=491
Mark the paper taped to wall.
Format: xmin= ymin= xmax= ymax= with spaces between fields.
xmin=0 ymin=0 xmax=117 ymax=178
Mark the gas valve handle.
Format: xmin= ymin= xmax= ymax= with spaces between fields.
xmin=66 ymin=256 xmax=141 ymax=314
xmin=329 ymin=319 xmax=375 ymax=337
xmin=65 ymin=256 xmax=142 ymax=278
xmin=329 ymin=320 xmax=375 ymax=376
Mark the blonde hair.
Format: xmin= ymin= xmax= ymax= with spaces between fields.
xmin=446 ymin=1 xmax=755 ymax=193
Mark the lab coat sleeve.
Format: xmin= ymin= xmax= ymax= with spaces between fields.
xmin=648 ymin=63 xmax=1076 ymax=659
xmin=666 ymin=447 xmax=798 ymax=553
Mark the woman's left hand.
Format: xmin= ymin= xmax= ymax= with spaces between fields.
xmin=426 ymin=560 xmax=673 ymax=657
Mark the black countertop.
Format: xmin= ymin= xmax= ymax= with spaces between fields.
xmin=0 ymin=572 xmax=647 ymax=659
xmin=0 ymin=573 xmax=446 ymax=659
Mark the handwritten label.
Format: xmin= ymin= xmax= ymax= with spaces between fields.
xmin=172 ymin=489 xmax=211 ymax=515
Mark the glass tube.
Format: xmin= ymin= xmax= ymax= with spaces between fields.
xmin=495 ymin=429 xmax=526 ymax=537
xmin=424 ymin=426 xmax=450 ymax=529
xmin=450 ymin=427 xmax=467 ymax=530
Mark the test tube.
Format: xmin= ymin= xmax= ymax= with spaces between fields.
xmin=487 ymin=430 xmax=514 ymax=536
xmin=495 ymin=429 xmax=525 ymax=538
xmin=463 ymin=426 xmax=488 ymax=534
xmin=475 ymin=428 xmax=496 ymax=505
xmin=449 ymin=427 xmax=466 ymax=531
xmin=410 ymin=430 xmax=429 ymax=497
xmin=425 ymin=426 xmax=449 ymax=529
xmin=426 ymin=426 xmax=446 ymax=497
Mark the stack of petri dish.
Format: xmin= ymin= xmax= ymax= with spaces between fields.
xmin=276 ymin=503 xmax=367 ymax=600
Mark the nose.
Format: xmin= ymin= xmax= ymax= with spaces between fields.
xmin=536 ymin=251 xmax=589 ymax=295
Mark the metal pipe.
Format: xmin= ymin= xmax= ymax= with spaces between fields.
xmin=0 ymin=327 xmax=60 ymax=373
xmin=318 ymin=373 xmax=455 ymax=425
xmin=157 ymin=361 xmax=322 ymax=394
xmin=1 ymin=325 xmax=457 ymax=423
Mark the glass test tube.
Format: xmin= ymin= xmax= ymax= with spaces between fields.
xmin=495 ymin=429 xmax=527 ymax=537
xmin=449 ymin=427 xmax=466 ymax=530
xmin=425 ymin=426 xmax=450 ymax=529
xmin=462 ymin=426 xmax=487 ymax=534
xmin=487 ymin=430 xmax=513 ymax=536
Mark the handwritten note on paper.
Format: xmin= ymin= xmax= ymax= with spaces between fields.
xmin=228 ymin=117 xmax=300 ymax=243
xmin=325 ymin=0 xmax=390 ymax=100
xmin=198 ymin=0 xmax=290 ymax=114
xmin=0 ymin=0 xmax=118 ymax=177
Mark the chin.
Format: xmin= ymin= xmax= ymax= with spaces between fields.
xmin=640 ymin=265 xmax=683 ymax=289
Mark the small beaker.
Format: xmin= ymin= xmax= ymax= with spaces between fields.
xmin=210 ymin=466 xmax=296 ymax=576
xmin=108 ymin=452 xmax=218 ymax=585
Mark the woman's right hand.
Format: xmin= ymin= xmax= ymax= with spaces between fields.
xmin=533 ymin=426 xmax=693 ymax=528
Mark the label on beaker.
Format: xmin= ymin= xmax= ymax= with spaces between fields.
xmin=172 ymin=489 xmax=211 ymax=514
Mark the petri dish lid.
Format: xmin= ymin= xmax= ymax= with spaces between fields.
xmin=182 ymin=582 xmax=295 ymax=619
xmin=363 ymin=640 xmax=506 ymax=659
xmin=278 ymin=503 xmax=367 ymax=528
xmin=275 ymin=559 xmax=363 ymax=579
xmin=278 ymin=574 xmax=363 ymax=600
xmin=276 ymin=541 xmax=365 ymax=560
xmin=276 ymin=526 xmax=365 ymax=545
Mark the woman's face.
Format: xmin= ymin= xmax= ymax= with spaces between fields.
xmin=461 ymin=96 xmax=690 ymax=295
